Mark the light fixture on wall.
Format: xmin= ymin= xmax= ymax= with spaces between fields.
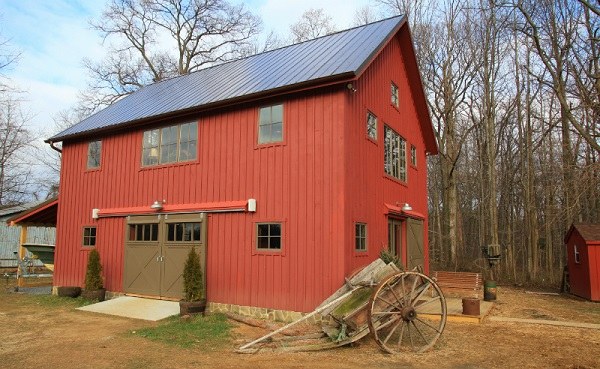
xmin=150 ymin=200 xmax=164 ymax=211
xmin=401 ymin=203 xmax=412 ymax=212
xmin=346 ymin=83 xmax=357 ymax=93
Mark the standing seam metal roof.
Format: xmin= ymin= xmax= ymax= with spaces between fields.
xmin=49 ymin=16 xmax=405 ymax=142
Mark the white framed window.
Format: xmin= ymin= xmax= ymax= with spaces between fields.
xmin=87 ymin=140 xmax=102 ymax=169
xmin=384 ymin=125 xmax=407 ymax=182
xmin=410 ymin=145 xmax=417 ymax=166
xmin=355 ymin=223 xmax=367 ymax=252
xmin=574 ymin=244 xmax=581 ymax=264
xmin=142 ymin=122 xmax=197 ymax=166
xmin=367 ymin=111 xmax=377 ymax=140
xmin=258 ymin=104 xmax=283 ymax=144
xmin=391 ymin=82 xmax=399 ymax=108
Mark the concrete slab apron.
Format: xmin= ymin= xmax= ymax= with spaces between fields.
xmin=77 ymin=296 xmax=179 ymax=321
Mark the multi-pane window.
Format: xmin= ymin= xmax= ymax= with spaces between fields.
xmin=258 ymin=104 xmax=283 ymax=144
xmin=83 ymin=226 xmax=97 ymax=247
xmin=256 ymin=223 xmax=282 ymax=250
xmin=384 ymin=125 xmax=407 ymax=182
xmin=410 ymin=145 xmax=417 ymax=166
xmin=167 ymin=222 xmax=202 ymax=242
xmin=391 ymin=82 xmax=399 ymax=108
xmin=128 ymin=224 xmax=159 ymax=241
xmin=142 ymin=122 xmax=197 ymax=166
xmin=367 ymin=111 xmax=377 ymax=140
xmin=87 ymin=140 xmax=102 ymax=169
xmin=355 ymin=223 xmax=367 ymax=252
xmin=574 ymin=245 xmax=580 ymax=264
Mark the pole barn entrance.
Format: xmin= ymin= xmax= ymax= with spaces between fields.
xmin=123 ymin=213 xmax=207 ymax=299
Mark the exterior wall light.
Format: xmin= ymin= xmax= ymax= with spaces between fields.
xmin=150 ymin=200 xmax=164 ymax=210
xmin=401 ymin=203 xmax=412 ymax=211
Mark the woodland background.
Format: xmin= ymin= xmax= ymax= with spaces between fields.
xmin=0 ymin=0 xmax=598 ymax=286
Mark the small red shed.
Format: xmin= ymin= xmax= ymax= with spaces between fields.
xmin=565 ymin=223 xmax=600 ymax=302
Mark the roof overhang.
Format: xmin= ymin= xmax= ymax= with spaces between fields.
xmin=7 ymin=197 xmax=58 ymax=227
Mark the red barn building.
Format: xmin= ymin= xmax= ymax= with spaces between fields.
xmin=565 ymin=224 xmax=600 ymax=302
xmin=47 ymin=16 xmax=437 ymax=314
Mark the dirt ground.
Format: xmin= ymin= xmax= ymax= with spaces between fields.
xmin=1 ymin=282 xmax=599 ymax=369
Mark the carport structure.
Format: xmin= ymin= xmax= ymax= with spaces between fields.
xmin=7 ymin=197 xmax=58 ymax=287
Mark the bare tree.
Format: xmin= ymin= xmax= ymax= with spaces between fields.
xmin=289 ymin=8 xmax=337 ymax=43
xmin=352 ymin=6 xmax=380 ymax=26
xmin=83 ymin=0 xmax=262 ymax=111
xmin=0 ymin=94 xmax=34 ymax=205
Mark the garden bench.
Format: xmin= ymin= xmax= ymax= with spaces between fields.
xmin=432 ymin=271 xmax=483 ymax=299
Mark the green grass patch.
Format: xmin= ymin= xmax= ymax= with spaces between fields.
xmin=21 ymin=294 xmax=93 ymax=308
xmin=131 ymin=313 xmax=231 ymax=349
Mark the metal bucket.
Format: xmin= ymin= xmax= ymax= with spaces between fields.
xmin=462 ymin=297 xmax=480 ymax=316
xmin=484 ymin=280 xmax=497 ymax=301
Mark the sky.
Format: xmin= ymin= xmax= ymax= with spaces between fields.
xmin=0 ymin=0 xmax=374 ymax=137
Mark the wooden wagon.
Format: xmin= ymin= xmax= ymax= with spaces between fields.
xmin=238 ymin=260 xmax=448 ymax=354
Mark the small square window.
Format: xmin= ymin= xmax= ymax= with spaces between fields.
xmin=410 ymin=145 xmax=417 ymax=166
xmin=367 ymin=112 xmax=377 ymax=140
xmin=87 ymin=140 xmax=102 ymax=169
xmin=83 ymin=226 xmax=97 ymax=247
xmin=256 ymin=223 xmax=282 ymax=251
xmin=391 ymin=83 xmax=399 ymax=108
xmin=258 ymin=104 xmax=284 ymax=144
xmin=355 ymin=223 xmax=367 ymax=252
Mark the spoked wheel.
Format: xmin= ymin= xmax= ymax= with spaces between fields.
xmin=367 ymin=271 xmax=447 ymax=354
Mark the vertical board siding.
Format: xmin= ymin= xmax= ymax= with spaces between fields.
xmin=0 ymin=224 xmax=55 ymax=267
xmin=55 ymin=89 xmax=347 ymax=312
xmin=344 ymin=33 xmax=430 ymax=275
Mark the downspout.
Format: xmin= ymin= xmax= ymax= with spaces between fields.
xmin=48 ymin=141 xmax=62 ymax=153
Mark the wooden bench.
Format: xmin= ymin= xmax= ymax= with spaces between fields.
xmin=432 ymin=271 xmax=483 ymax=299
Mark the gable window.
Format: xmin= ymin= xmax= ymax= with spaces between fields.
xmin=367 ymin=111 xmax=377 ymax=140
xmin=258 ymin=104 xmax=283 ymax=144
xmin=87 ymin=140 xmax=102 ymax=169
xmin=83 ymin=226 xmax=97 ymax=247
xmin=256 ymin=223 xmax=282 ymax=250
xmin=410 ymin=145 xmax=417 ymax=167
xmin=142 ymin=122 xmax=197 ymax=166
xmin=574 ymin=245 xmax=580 ymax=264
xmin=391 ymin=82 xmax=399 ymax=108
xmin=384 ymin=125 xmax=407 ymax=182
xmin=355 ymin=223 xmax=367 ymax=252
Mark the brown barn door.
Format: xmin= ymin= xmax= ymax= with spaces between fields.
xmin=407 ymin=218 xmax=424 ymax=270
xmin=123 ymin=215 xmax=161 ymax=296
xmin=160 ymin=213 xmax=207 ymax=299
xmin=123 ymin=213 xmax=207 ymax=299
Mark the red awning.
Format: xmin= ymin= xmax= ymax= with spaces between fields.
xmin=7 ymin=197 xmax=58 ymax=227
xmin=385 ymin=203 xmax=425 ymax=220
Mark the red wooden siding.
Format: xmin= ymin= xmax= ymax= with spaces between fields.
xmin=55 ymin=89 xmax=348 ymax=312
xmin=566 ymin=228 xmax=600 ymax=301
xmin=344 ymin=32 xmax=429 ymax=275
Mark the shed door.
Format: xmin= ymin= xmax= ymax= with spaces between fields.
xmin=407 ymin=218 xmax=424 ymax=270
xmin=123 ymin=213 xmax=207 ymax=299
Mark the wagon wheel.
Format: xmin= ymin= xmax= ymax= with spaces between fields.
xmin=367 ymin=271 xmax=447 ymax=354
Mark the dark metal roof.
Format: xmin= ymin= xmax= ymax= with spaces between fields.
xmin=49 ymin=16 xmax=406 ymax=142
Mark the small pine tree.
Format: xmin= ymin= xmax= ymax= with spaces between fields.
xmin=85 ymin=249 xmax=104 ymax=290
xmin=183 ymin=246 xmax=203 ymax=301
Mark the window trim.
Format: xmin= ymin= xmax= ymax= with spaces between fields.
xmin=86 ymin=140 xmax=102 ymax=170
xmin=141 ymin=121 xmax=198 ymax=167
xmin=165 ymin=222 xmax=203 ymax=243
xmin=410 ymin=144 xmax=417 ymax=168
xmin=384 ymin=125 xmax=407 ymax=183
xmin=128 ymin=223 xmax=159 ymax=243
xmin=82 ymin=226 xmax=97 ymax=248
xmin=391 ymin=82 xmax=399 ymax=109
xmin=354 ymin=222 xmax=368 ymax=254
xmin=574 ymin=244 xmax=581 ymax=264
xmin=366 ymin=111 xmax=378 ymax=142
xmin=256 ymin=103 xmax=286 ymax=148
xmin=253 ymin=221 xmax=285 ymax=255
